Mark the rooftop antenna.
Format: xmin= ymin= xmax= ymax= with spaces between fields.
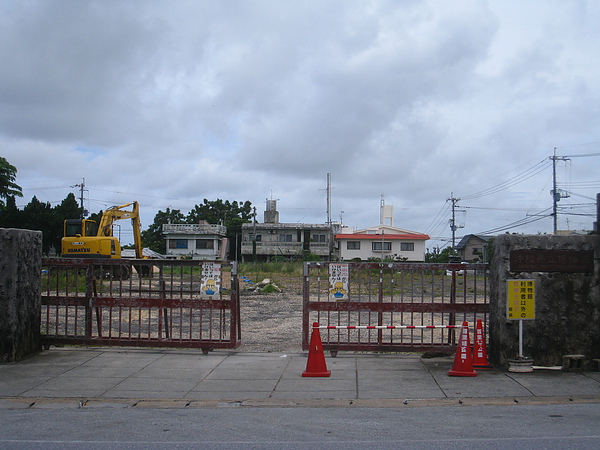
xmin=326 ymin=173 xmax=332 ymax=225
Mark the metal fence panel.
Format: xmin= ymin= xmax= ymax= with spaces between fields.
xmin=41 ymin=258 xmax=240 ymax=353
xmin=302 ymin=262 xmax=489 ymax=353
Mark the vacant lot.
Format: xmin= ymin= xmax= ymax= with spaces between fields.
xmin=238 ymin=292 xmax=304 ymax=352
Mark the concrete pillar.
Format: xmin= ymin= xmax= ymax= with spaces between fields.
xmin=489 ymin=234 xmax=600 ymax=369
xmin=0 ymin=228 xmax=42 ymax=362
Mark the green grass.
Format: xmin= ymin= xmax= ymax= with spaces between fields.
xmin=239 ymin=261 xmax=303 ymax=278
xmin=238 ymin=261 xmax=304 ymax=294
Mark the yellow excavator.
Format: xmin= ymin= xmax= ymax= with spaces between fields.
xmin=61 ymin=201 xmax=144 ymax=278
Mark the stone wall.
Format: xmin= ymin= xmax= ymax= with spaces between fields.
xmin=489 ymin=234 xmax=600 ymax=369
xmin=0 ymin=228 xmax=42 ymax=362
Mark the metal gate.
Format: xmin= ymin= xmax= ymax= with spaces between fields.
xmin=302 ymin=262 xmax=489 ymax=353
xmin=41 ymin=258 xmax=240 ymax=353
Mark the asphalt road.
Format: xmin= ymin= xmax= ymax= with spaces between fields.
xmin=1 ymin=403 xmax=599 ymax=449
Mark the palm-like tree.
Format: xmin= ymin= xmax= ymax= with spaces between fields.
xmin=0 ymin=157 xmax=23 ymax=204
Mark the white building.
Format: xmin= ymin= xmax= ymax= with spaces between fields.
xmin=335 ymin=225 xmax=429 ymax=261
xmin=163 ymin=221 xmax=227 ymax=260
xmin=335 ymin=203 xmax=429 ymax=261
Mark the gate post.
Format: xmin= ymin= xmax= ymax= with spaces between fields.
xmin=302 ymin=262 xmax=311 ymax=350
xmin=0 ymin=228 xmax=42 ymax=362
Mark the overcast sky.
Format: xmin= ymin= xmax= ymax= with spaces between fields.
xmin=1 ymin=0 xmax=599 ymax=249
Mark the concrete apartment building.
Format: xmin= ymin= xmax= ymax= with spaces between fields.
xmin=240 ymin=200 xmax=341 ymax=262
xmin=162 ymin=221 xmax=228 ymax=260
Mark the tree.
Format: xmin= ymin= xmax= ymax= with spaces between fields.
xmin=186 ymin=199 xmax=253 ymax=225
xmin=51 ymin=193 xmax=83 ymax=253
xmin=22 ymin=196 xmax=55 ymax=255
xmin=186 ymin=199 xmax=253 ymax=259
xmin=425 ymin=246 xmax=454 ymax=263
xmin=142 ymin=208 xmax=185 ymax=253
xmin=0 ymin=157 xmax=22 ymax=208
xmin=55 ymin=193 xmax=82 ymax=221
xmin=0 ymin=192 xmax=83 ymax=255
xmin=0 ymin=196 xmax=23 ymax=228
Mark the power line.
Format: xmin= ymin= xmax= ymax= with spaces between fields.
xmin=474 ymin=209 xmax=552 ymax=235
xmin=458 ymin=159 xmax=550 ymax=201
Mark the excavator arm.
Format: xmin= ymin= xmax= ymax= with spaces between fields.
xmin=98 ymin=202 xmax=144 ymax=259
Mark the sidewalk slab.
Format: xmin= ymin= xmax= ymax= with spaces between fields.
xmin=0 ymin=347 xmax=598 ymax=406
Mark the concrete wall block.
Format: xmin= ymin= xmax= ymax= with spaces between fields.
xmin=490 ymin=234 xmax=600 ymax=369
xmin=0 ymin=228 xmax=42 ymax=362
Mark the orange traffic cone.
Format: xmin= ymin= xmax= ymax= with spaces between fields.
xmin=472 ymin=319 xmax=492 ymax=369
xmin=302 ymin=322 xmax=331 ymax=377
xmin=448 ymin=321 xmax=477 ymax=377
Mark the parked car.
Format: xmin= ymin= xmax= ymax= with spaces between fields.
xmin=446 ymin=261 xmax=469 ymax=276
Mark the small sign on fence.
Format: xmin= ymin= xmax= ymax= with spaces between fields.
xmin=329 ymin=263 xmax=349 ymax=300
xmin=201 ymin=262 xmax=221 ymax=298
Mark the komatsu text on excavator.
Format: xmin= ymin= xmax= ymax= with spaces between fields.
xmin=61 ymin=202 xmax=144 ymax=277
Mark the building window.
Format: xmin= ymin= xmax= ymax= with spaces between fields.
xmin=472 ymin=247 xmax=482 ymax=255
xmin=279 ymin=234 xmax=292 ymax=242
xmin=401 ymin=242 xmax=414 ymax=251
xmin=169 ymin=239 xmax=188 ymax=249
xmin=347 ymin=241 xmax=361 ymax=250
xmin=312 ymin=234 xmax=326 ymax=242
xmin=196 ymin=239 xmax=214 ymax=249
xmin=372 ymin=242 xmax=391 ymax=251
xmin=248 ymin=234 xmax=262 ymax=242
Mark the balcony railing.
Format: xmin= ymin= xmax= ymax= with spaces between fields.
xmin=163 ymin=223 xmax=226 ymax=235
xmin=240 ymin=242 xmax=330 ymax=255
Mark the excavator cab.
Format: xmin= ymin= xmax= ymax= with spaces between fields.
xmin=64 ymin=219 xmax=98 ymax=238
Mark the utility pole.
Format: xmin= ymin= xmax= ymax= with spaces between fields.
xmin=71 ymin=178 xmax=88 ymax=217
xmin=326 ymin=173 xmax=332 ymax=225
xmin=550 ymin=148 xmax=570 ymax=233
xmin=595 ymin=193 xmax=600 ymax=234
xmin=325 ymin=173 xmax=336 ymax=261
xmin=448 ymin=194 xmax=464 ymax=257
xmin=252 ymin=206 xmax=257 ymax=263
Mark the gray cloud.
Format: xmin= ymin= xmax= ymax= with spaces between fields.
xmin=1 ymin=0 xmax=599 ymax=247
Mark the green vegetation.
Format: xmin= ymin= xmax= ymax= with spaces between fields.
xmin=239 ymin=261 xmax=303 ymax=277
xmin=238 ymin=261 xmax=304 ymax=294
xmin=1 ymin=193 xmax=81 ymax=255
xmin=43 ymin=268 xmax=87 ymax=294
xmin=142 ymin=199 xmax=253 ymax=255
xmin=0 ymin=157 xmax=22 ymax=204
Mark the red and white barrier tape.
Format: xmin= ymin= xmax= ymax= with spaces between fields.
xmin=314 ymin=324 xmax=465 ymax=330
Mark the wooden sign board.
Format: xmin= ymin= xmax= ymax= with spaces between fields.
xmin=510 ymin=249 xmax=594 ymax=273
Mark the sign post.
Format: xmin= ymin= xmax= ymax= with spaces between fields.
xmin=507 ymin=279 xmax=535 ymax=371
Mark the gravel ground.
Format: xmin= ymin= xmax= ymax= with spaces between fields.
xmin=238 ymin=292 xmax=304 ymax=352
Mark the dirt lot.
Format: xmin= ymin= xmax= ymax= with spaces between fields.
xmin=238 ymin=292 xmax=304 ymax=352
xmin=235 ymin=269 xmax=489 ymax=353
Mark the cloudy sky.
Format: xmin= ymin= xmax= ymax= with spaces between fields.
xmin=2 ymin=0 xmax=599 ymax=249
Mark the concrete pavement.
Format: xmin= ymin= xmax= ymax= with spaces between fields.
xmin=1 ymin=347 xmax=599 ymax=409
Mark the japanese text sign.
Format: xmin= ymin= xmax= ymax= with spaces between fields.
xmin=329 ymin=263 xmax=349 ymax=300
xmin=507 ymin=279 xmax=535 ymax=320
xmin=201 ymin=262 xmax=221 ymax=299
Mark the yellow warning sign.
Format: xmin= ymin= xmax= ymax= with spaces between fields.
xmin=507 ymin=279 xmax=535 ymax=320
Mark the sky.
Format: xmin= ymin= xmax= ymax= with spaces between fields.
xmin=1 ymin=0 xmax=599 ymax=249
